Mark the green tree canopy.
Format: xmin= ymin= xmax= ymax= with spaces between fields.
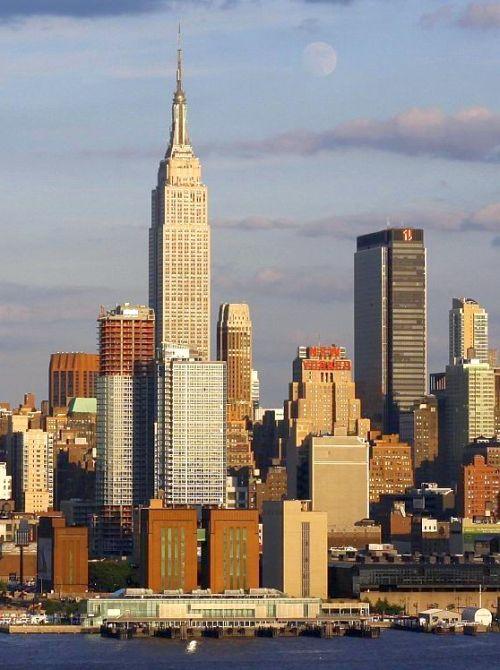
xmin=89 ymin=560 xmax=139 ymax=593
xmin=369 ymin=598 xmax=404 ymax=615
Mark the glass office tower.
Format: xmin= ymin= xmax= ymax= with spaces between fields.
xmin=354 ymin=228 xmax=427 ymax=432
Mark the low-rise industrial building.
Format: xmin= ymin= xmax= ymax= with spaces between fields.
xmin=418 ymin=608 xmax=460 ymax=628
xmin=329 ymin=550 xmax=500 ymax=599
xmin=81 ymin=588 xmax=321 ymax=628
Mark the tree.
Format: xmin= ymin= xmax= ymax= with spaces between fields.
xmin=370 ymin=598 xmax=404 ymax=615
xmin=42 ymin=599 xmax=80 ymax=618
xmin=89 ymin=560 xmax=139 ymax=593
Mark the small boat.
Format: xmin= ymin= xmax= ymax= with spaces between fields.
xmin=186 ymin=640 xmax=198 ymax=653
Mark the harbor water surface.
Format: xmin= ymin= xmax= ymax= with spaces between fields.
xmin=2 ymin=630 xmax=499 ymax=669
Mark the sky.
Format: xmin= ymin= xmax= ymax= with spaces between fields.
xmin=1 ymin=0 xmax=500 ymax=407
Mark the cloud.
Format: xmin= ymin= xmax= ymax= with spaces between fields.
xmin=302 ymin=1 xmax=357 ymax=4
xmin=214 ymin=202 xmax=500 ymax=239
xmin=420 ymin=3 xmax=500 ymax=31
xmin=458 ymin=2 xmax=500 ymax=30
xmin=0 ymin=0 xmax=388 ymax=22
xmin=0 ymin=0 xmax=243 ymax=21
xmin=420 ymin=6 xmax=455 ymax=29
xmin=0 ymin=1 xmax=166 ymax=20
xmin=0 ymin=282 xmax=116 ymax=326
xmin=296 ymin=17 xmax=321 ymax=33
xmin=208 ymin=107 xmax=500 ymax=163
xmin=214 ymin=265 xmax=352 ymax=303
xmin=213 ymin=216 xmax=298 ymax=231
xmin=468 ymin=202 xmax=500 ymax=230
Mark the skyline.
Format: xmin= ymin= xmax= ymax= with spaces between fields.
xmin=2 ymin=0 xmax=500 ymax=406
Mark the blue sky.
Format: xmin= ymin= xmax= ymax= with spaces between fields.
xmin=1 ymin=0 xmax=500 ymax=406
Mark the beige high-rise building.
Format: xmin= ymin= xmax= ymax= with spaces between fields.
xmin=149 ymin=41 xmax=210 ymax=359
xmin=217 ymin=304 xmax=252 ymax=421
xmin=262 ymin=500 xmax=327 ymax=599
xmin=284 ymin=345 xmax=370 ymax=496
xmin=444 ymin=359 xmax=495 ymax=484
xmin=217 ymin=304 xmax=254 ymax=470
xmin=399 ymin=395 xmax=439 ymax=484
xmin=300 ymin=435 xmax=369 ymax=532
xmin=494 ymin=367 xmax=500 ymax=437
xmin=449 ymin=298 xmax=488 ymax=365
xmin=12 ymin=429 xmax=54 ymax=513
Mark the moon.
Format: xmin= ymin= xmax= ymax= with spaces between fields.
xmin=303 ymin=42 xmax=338 ymax=77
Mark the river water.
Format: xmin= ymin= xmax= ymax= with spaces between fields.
xmin=2 ymin=630 xmax=499 ymax=669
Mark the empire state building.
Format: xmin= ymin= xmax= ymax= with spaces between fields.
xmin=149 ymin=42 xmax=210 ymax=360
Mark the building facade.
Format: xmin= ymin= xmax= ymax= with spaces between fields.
xmin=354 ymin=228 xmax=427 ymax=432
xmin=494 ymin=367 xmax=500 ymax=438
xmin=149 ymin=44 xmax=210 ymax=359
xmin=37 ymin=514 xmax=88 ymax=594
xmin=262 ymin=500 xmax=327 ymax=599
xmin=0 ymin=462 xmax=12 ymax=501
xmin=96 ymin=304 xmax=155 ymax=555
xmin=217 ymin=303 xmax=253 ymax=422
xmin=458 ymin=455 xmax=500 ymax=518
xmin=464 ymin=437 xmax=500 ymax=467
xmin=449 ymin=298 xmax=488 ymax=365
xmin=251 ymin=370 xmax=260 ymax=417
xmin=155 ymin=347 xmax=226 ymax=506
xmin=369 ymin=434 xmax=414 ymax=504
xmin=12 ymin=429 xmax=54 ymax=513
xmin=444 ymin=359 xmax=495 ymax=485
xmin=399 ymin=395 xmax=439 ymax=484
xmin=299 ymin=435 xmax=369 ymax=533
xmin=139 ymin=501 xmax=198 ymax=593
xmin=82 ymin=590 xmax=321 ymax=628
xmin=284 ymin=345 xmax=370 ymax=497
xmin=217 ymin=304 xmax=254 ymax=471
xmin=202 ymin=508 xmax=260 ymax=592
xmin=49 ymin=352 xmax=99 ymax=411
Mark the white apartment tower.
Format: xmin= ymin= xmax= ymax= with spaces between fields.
xmin=0 ymin=462 xmax=12 ymax=501
xmin=155 ymin=347 xmax=226 ymax=506
xmin=449 ymin=298 xmax=489 ymax=365
xmin=149 ymin=39 xmax=210 ymax=359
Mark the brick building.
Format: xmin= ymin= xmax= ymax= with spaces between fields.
xmin=369 ymin=433 xmax=414 ymax=504
xmin=49 ymin=353 xmax=99 ymax=411
xmin=37 ymin=514 xmax=88 ymax=594
xmin=139 ymin=501 xmax=198 ymax=593
xmin=202 ymin=508 xmax=259 ymax=592
xmin=458 ymin=455 xmax=500 ymax=518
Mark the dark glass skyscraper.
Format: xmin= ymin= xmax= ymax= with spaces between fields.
xmin=354 ymin=228 xmax=427 ymax=432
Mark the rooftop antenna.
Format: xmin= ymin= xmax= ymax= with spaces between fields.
xmin=176 ymin=22 xmax=183 ymax=92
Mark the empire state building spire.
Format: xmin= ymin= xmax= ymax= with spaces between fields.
xmin=167 ymin=26 xmax=190 ymax=155
xmin=149 ymin=30 xmax=210 ymax=361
